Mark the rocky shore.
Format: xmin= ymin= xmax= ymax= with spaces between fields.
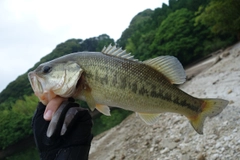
xmin=89 ymin=42 xmax=240 ymax=160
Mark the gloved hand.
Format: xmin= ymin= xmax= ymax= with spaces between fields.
xmin=32 ymin=100 xmax=93 ymax=160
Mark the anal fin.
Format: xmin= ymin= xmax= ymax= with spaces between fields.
xmin=96 ymin=104 xmax=111 ymax=116
xmin=137 ymin=113 xmax=161 ymax=125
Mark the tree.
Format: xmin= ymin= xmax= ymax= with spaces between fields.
xmin=195 ymin=0 xmax=240 ymax=40
xmin=117 ymin=9 xmax=154 ymax=48
xmin=169 ymin=0 xmax=210 ymax=12
xmin=149 ymin=8 xmax=201 ymax=65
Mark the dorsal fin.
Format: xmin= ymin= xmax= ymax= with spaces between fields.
xmin=143 ymin=56 xmax=186 ymax=84
xmin=101 ymin=44 xmax=138 ymax=61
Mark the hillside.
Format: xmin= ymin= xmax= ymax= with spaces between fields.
xmin=89 ymin=42 xmax=240 ymax=160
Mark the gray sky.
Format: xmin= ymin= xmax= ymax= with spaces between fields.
xmin=0 ymin=0 xmax=168 ymax=92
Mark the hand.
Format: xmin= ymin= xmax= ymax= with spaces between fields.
xmin=43 ymin=96 xmax=66 ymax=121
xmin=32 ymin=100 xmax=93 ymax=160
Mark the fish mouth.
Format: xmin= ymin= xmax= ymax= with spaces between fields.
xmin=28 ymin=68 xmax=82 ymax=104
xmin=28 ymin=71 xmax=43 ymax=95
xmin=28 ymin=71 xmax=53 ymax=104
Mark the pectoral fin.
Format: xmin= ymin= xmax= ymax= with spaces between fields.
xmin=96 ymin=104 xmax=111 ymax=116
xmin=137 ymin=113 xmax=161 ymax=125
xmin=83 ymin=89 xmax=96 ymax=111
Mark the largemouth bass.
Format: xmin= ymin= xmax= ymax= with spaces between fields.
xmin=28 ymin=44 xmax=228 ymax=134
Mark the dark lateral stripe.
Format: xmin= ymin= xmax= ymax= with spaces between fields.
xmin=150 ymin=89 xmax=200 ymax=112
xmin=83 ymin=56 xmax=201 ymax=113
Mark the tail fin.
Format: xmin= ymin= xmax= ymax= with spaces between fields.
xmin=189 ymin=99 xmax=228 ymax=134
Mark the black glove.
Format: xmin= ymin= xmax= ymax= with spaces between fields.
xmin=32 ymin=101 xmax=93 ymax=160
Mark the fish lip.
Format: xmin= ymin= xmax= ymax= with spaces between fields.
xmin=28 ymin=71 xmax=43 ymax=94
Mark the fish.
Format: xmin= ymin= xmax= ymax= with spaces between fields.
xmin=28 ymin=44 xmax=228 ymax=134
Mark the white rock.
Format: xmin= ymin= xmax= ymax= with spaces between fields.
xmin=180 ymin=154 xmax=190 ymax=160
xmin=160 ymin=148 xmax=169 ymax=154
xmin=215 ymin=142 xmax=222 ymax=148
xmin=237 ymin=140 xmax=240 ymax=144
xmin=224 ymin=136 xmax=231 ymax=141
xmin=149 ymin=147 xmax=154 ymax=152
xmin=211 ymin=154 xmax=219 ymax=160
xmin=161 ymin=138 xmax=177 ymax=149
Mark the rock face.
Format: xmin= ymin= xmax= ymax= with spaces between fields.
xmin=89 ymin=43 xmax=240 ymax=160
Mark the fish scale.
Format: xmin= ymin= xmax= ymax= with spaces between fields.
xmin=28 ymin=44 xmax=228 ymax=134
xmin=77 ymin=52 xmax=202 ymax=114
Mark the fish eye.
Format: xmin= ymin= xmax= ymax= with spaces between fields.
xmin=42 ymin=65 xmax=52 ymax=74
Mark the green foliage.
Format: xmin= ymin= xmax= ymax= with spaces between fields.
xmin=169 ymin=0 xmax=210 ymax=11
xmin=0 ymin=112 xmax=31 ymax=149
xmin=123 ymin=0 xmax=236 ymax=65
xmin=117 ymin=9 xmax=154 ymax=48
xmin=4 ymin=147 xmax=39 ymax=160
xmin=0 ymin=95 xmax=37 ymax=149
xmin=0 ymin=100 xmax=13 ymax=111
xmin=150 ymin=9 xmax=202 ymax=64
xmin=127 ymin=8 xmax=205 ymax=64
xmin=195 ymin=0 xmax=240 ymax=39
xmin=118 ymin=0 xmax=210 ymax=50
xmin=92 ymin=109 xmax=132 ymax=136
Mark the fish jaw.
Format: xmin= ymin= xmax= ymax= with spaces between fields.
xmin=36 ymin=89 xmax=57 ymax=105
xmin=28 ymin=71 xmax=57 ymax=104
xmin=28 ymin=71 xmax=45 ymax=102
xmin=28 ymin=61 xmax=83 ymax=104
xmin=28 ymin=71 xmax=43 ymax=95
